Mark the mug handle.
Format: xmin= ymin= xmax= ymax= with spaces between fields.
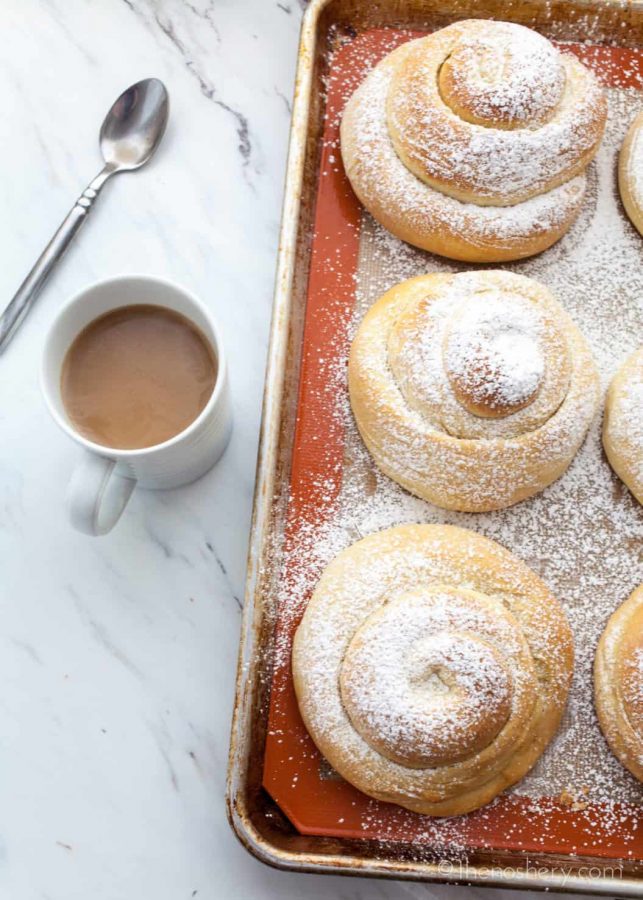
xmin=67 ymin=451 xmax=137 ymax=535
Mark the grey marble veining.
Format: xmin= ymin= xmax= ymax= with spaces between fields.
xmin=0 ymin=2 xmax=601 ymax=898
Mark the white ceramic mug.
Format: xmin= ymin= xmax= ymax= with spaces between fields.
xmin=41 ymin=275 xmax=232 ymax=536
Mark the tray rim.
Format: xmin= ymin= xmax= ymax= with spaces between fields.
xmin=226 ymin=0 xmax=643 ymax=892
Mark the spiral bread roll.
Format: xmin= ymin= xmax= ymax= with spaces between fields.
xmin=348 ymin=270 xmax=599 ymax=512
xmin=340 ymin=20 xmax=607 ymax=262
xmin=603 ymin=348 xmax=643 ymax=505
xmin=619 ymin=110 xmax=643 ymax=237
xmin=594 ymin=585 xmax=643 ymax=782
xmin=293 ymin=524 xmax=574 ymax=816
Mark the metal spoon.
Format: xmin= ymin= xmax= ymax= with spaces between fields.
xmin=0 ymin=77 xmax=169 ymax=353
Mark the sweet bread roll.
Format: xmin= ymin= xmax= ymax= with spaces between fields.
xmin=594 ymin=585 xmax=643 ymax=782
xmin=603 ymin=347 xmax=643 ymax=505
xmin=348 ymin=270 xmax=599 ymax=512
xmin=619 ymin=110 xmax=643 ymax=236
xmin=340 ymin=19 xmax=607 ymax=263
xmin=293 ymin=524 xmax=574 ymax=816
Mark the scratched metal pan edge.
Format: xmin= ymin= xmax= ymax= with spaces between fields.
xmin=225 ymin=0 xmax=643 ymax=892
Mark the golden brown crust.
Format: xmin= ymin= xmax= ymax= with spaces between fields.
xmin=293 ymin=524 xmax=574 ymax=816
xmin=603 ymin=347 xmax=643 ymax=506
xmin=340 ymin=20 xmax=607 ymax=263
xmin=594 ymin=585 xmax=643 ymax=783
xmin=619 ymin=110 xmax=643 ymax=237
xmin=348 ymin=270 xmax=599 ymax=512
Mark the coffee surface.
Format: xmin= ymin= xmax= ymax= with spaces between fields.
xmin=61 ymin=305 xmax=217 ymax=450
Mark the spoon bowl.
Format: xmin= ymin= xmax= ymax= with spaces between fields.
xmin=100 ymin=78 xmax=169 ymax=171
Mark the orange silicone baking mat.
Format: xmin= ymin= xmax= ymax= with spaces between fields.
xmin=263 ymin=28 xmax=643 ymax=860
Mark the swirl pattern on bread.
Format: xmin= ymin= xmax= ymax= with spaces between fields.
xmin=293 ymin=524 xmax=574 ymax=816
xmin=340 ymin=20 xmax=607 ymax=262
xmin=348 ymin=270 xmax=599 ymax=512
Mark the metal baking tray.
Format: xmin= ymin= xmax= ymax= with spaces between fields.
xmin=226 ymin=0 xmax=643 ymax=893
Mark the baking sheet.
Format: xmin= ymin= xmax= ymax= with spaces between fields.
xmin=262 ymin=27 xmax=643 ymax=861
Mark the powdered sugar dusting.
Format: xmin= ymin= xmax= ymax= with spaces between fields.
xmin=439 ymin=24 xmax=565 ymax=128
xmin=444 ymin=293 xmax=545 ymax=413
xmin=356 ymin=267 xmax=594 ymax=509
xmin=623 ymin=112 xmax=643 ymax=222
xmin=340 ymin=587 xmax=523 ymax=768
xmin=294 ymin=524 xmax=570 ymax=816
xmin=265 ymin=36 xmax=643 ymax=855
xmin=341 ymin=56 xmax=588 ymax=255
xmin=387 ymin=22 xmax=606 ymax=204
xmin=611 ymin=361 xmax=643 ymax=486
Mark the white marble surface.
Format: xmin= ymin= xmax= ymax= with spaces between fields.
xmin=0 ymin=3 xmax=600 ymax=899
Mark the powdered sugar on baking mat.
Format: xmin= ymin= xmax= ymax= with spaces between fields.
xmin=265 ymin=35 xmax=643 ymax=853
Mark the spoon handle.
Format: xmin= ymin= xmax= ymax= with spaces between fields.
xmin=0 ymin=164 xmax=115 ymax=353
